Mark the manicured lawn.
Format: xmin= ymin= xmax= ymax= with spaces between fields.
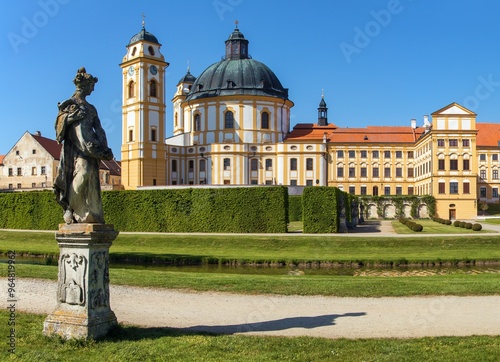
xmin=1 ymin=230 xmax=500 ymax=266
xmin=1 ymin=311 xmax=499 ymax=362
xmin=391 ymin=219 xmax=493 ymax=234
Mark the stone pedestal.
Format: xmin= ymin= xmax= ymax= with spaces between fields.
xmin=43 ymin=223 xmax=118 ymax=339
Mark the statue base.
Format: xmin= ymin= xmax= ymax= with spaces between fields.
xmin=43 ymin=223 xmax=119 ymax=339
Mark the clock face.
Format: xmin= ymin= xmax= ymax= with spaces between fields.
xmin=150 ymin=65 xmax=158 ymax=75
xmin=128 ymin=66 xmax=134 ymax=76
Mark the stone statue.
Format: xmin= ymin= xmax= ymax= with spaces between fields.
xmin=53 ymin=67 xmax=113 ymax=224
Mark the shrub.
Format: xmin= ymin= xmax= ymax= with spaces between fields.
xmin=459 ymin=221 xmax=466 ymax=228
xmin=445 ymin=220 xmax=452 ymax=225
xmin=288 ymin=195 xmax=302 ymax=222
xmin=303 ymin=186 xmax=345 ymax=233
xmin=465 ymin=222 xmax=473 ymax=229
xmin=472 ymin=223 xmax=482 ymax=231
xmin=453 ymin=220 xmax=460 ymax=227
xmin=411 ymin=223 xmax=423 ymax=232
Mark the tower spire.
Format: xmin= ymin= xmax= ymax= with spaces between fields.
xmin=318 ymin=92 xmax=328 ymax=126
xmin=141 ymin=13 xmax=146 ymax=28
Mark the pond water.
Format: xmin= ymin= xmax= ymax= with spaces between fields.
xmin=1 ymin=255 xmax=499 ymax=277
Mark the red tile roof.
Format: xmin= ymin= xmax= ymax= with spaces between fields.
xmin=286 ymin=124 xmax=425 ymax=144
xmin=476 ymin=123 xmax=500 ymax=147
xmin=32 ymin=133 xmax=62 ymax=160
xmin=0 ymin=155 xmax=4 ymax=165
xmin=100 ymin=159 xmax=121 ymax=176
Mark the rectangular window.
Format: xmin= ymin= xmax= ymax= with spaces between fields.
xmin=450 ymin=182 xmax=459 ymax=194
xmin=171 ymin=160 xmax=177 ymax=172
xmin=396 ymin=186 xmax=402 ymax=195
xmin=463 ymin=159 xmax=470 ymax=170
xmin=494 ymin=169 xmax=499 ymax=180
xmin=8 ymin=168 xmax=13 ymax=176
xmin=151 ymin=128 xmax=157 ymax=142
xmin=480 ymin=187 xmax=487 ymax=198
xmin=8 ymin=184 xmax=13 ymax=190
xmin=372 ymin=167 xmax=379 ymax=178
xmin=493 ymin=154 xmax=499 ymax=161
xmin=265 ymin=180 xmax=273 ymax=185
xmin=17 ymin=168 xmax=22 ymax=176
xmin=408 ymin=186 xmax=414 ymax=195
xmin=337 ymin=167 xmax=344 ymax=178
xmin=384 ymin=150 xmax=391 ymax=158
xmin=438 ymin=159 xmax=445 ymax=170
xmin=463 ymin=182 xmax=470 ymax=194
xmin=348 ymin=150 xmax=355 ymax=159
xmin=32 ymin=183 xmax=36 ymax=188
xmin=384 ymin=186 xmax=390 ymax=195
xmin=450 ymin=159 xmax=458 ymax=170
xmin=265 ymin=159 xmax=272 ymax=171
xmin=337 ymin=150 xmax=344 ymax=158
xmin=349 ymin=186 xmax=355 ymax=194
xmin=360 ymin=167 xmax=367 ymax=177
xmin=306 ymin=180 xmax=313 ymax=186
xmin=480 ymin=169 xmax=486 ymax=180
xmin=349 ymin=167 xmax=355 ymax=178
xmin=290 ymin=180 xmax=297 ymax=186
xmin=32 ymin=149 xmax=36 ymax=154
xmin=199 ymin=159 xmax=206 ymax=172
xmin=306 ymin=158 xmax=313 ymax=171
xmin=372 ymin=150 xmax=379 ymax=159
xmin=251 ymin=180 xmax=259 ymax=185
xmin=439 ymin=182 xmax=446 ymax=194
xmin=396 ymin=167 xmax=402 ymax=177
xmin=384 ymin=167 xmax=391 ymax=178
xmin=360 ymin=150 xmax=367 ymax=158
xmin=407 ymin=151 xmax=414 ymax=159
xmin=494 ymin=188 xmax=499 ymax=198
xmin=449 ymin=139 xmax=458 ymax=147
xmin=437 ymin=139 xmax=445 ymax=147
xmin=290 ymin=158 xmax=297 ymax=171
xmin=360 ymin=186 xmax=367 ymax=195
xmin=395 ymin=151 xmax=402 ymax=159
xmin=17 ymin=183 xmax=21 ymax=189
xmin=224 ymin=158 xmax=231 ymax=171
xmin=188 ymin=160 xmax=194 ymax=172
xmin=462 ymin=139 xmax=470 ymax=147
xmin=480 ymin=154 xmax=486 ymax=161
xmin=32 ymin=167 xmax=37 ymax=175
xmin=129 ymin=129 xmax=133 ymax=142
xmin=407 ymin=168 xmax=414 ymax=177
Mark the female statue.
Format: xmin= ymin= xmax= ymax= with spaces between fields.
xmin=53 ymin=67 xmax=113 ymax=224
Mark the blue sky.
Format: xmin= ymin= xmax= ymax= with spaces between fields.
xmin=2 ymin=0 xmax=500 ymax=158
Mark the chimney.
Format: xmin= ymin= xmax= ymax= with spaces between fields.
xmin=35 ymin=131 xmax=41 ymax=136
xmin=410 ymin=119 xmax=416 ymax=129
xmin=423 ymin=115 xmax=430 ymax=127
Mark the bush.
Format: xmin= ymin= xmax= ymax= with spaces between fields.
xmin=288 ymin=195 xmax=302 ymax=222
xmin=472 ymin=223 xmax=482 ymax=231
xmin=453 ymin=220 xmax=460 ymax=227
xmin=465 ymin=222 xmax=473 ymax=229
xmin=303 ymin=186 xmax=346 ymax=233
xmin=411 ymin=223 xmax=423 ymax=232
xmin=459 ymin=221 xmax=466 ymax=228
xmin=445 ymin=220 xmax=452 ymax=225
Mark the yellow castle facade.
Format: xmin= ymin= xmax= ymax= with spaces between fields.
xmin=120 ymin=24 xmax=500 ymax=220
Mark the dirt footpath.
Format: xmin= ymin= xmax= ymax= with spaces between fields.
xmin=5 ymin=278 xmax=500 ymax=339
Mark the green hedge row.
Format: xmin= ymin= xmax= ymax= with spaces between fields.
xmin=302 ymin=186 xmax=346 ymax=233
xmin=0 ymin=187 xmax=289 ymax=233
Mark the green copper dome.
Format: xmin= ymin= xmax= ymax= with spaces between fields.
xmin=186 ymin=27 xmax=289 ymax=101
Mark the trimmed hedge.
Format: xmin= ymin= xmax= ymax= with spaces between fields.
xmin=288 ymin=195 xmax=302 ymax=222
xmin=0 ymin=187 xmax=289 ymax=233
xmin=302 ymin=186 xmax=345 ymax=233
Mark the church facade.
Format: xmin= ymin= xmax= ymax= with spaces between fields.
xmin=120 ymin=24 xmax=500 ymax=220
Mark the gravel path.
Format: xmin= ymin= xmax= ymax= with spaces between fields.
xmin=5 ymin=278 xmax=500 ymax=339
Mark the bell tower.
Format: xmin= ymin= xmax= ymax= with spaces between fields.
xmin=120 ymin=20 xmax=169 ymax=189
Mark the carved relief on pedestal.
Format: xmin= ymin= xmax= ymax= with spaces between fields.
xmin=89 ymin=250 xmax=110 ymax=309
xmin=58 ymin=253 xmax=87 ymax=305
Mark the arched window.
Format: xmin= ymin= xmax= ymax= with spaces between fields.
xmin=199 ymin=159 xmax=206 ymax=172
xmin=225 ymin=111 xmax=234 ymax=129
xmin=148 ymin=46 xmax=155 ymax=56
xmin=150 ymin=80 xmax=157 ymax=97
xmin=251 ymin=158 xmax=258 ymax=171
xmin=131 ymin=47 xmax=137 ymax=56
xmin=128 ymin=129 xmax=133 ymax=142
xmin=290 ymin=158 xmax=297 ymax=171
xmin=224 ymin=158 xmax=231 ymax=170
xmin=171 ymin=160 xmax=177 ymax=172
xmin=261 ymin=112 xmax=269 ymax=129
xmin=128 ymin=81 xmax=135 ymax=98
xmin=194 ymin=114 xmax=201 ymax=132
xmin=151 ymin=127 xmax=157 ymax=142
xmin=306 ymin=158 xmax=313 ymax=171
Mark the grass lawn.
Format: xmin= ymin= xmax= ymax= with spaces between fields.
xmin=1 ymin=311 xmax=499 ymax=362
xmin=2 ymin=230 xmax=500 ymax=266
xmin=391 ymin=219 xmax=493 ymax=234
